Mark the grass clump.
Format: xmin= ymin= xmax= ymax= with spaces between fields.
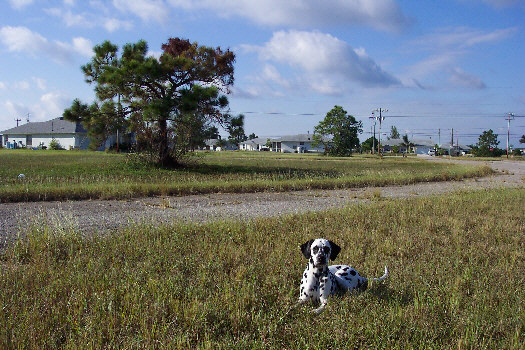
xmin=0 ymin=150 xmax=492 ymax=202
xmin=1 ymin=188 xmax=523 ymax=348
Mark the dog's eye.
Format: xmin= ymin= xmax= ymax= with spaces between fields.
xmin=323 ymin=247 xmax=330 ymax=254
xmin=312 ymin=246 xmax=319 ymax=254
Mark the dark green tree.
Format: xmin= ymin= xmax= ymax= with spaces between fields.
xmin=312 ymin=106 xmax=363 ymax=156
xmin=478 ymin=129 xmax=500 ymax=149
xmin=64 ymin=38 xmax=235 ymax=166
xmin=227 ymin=114 xmax=247 ymax=147
xmin=361 ymin=136 xmax=378 ymax=153
xmin=470 ymin=129 xmax=503 ymax=157
xmin=389 ymin=126 xmax=400 ymax=139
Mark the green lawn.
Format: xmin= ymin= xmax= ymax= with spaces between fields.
xmin=1 ymin=188 xmax=523 ymax=348
xmin=0 ymin=149 xmax=493 ymax=202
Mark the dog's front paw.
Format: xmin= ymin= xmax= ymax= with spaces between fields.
xmin=297 ymin=299 xmax=307 ymax=306
xmin=312 ymin=305 xmax=325 ymax=314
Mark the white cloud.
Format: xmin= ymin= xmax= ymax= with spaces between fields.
xmin=259 ymin=64 xmax=290 ymax=88
xmin=413 ymin=27 xmax=517 ymax=50
xmin=0 ymin=26 xmax=92 ymax=64
xmin=103 ymin=17 xmax=134 ymax=32
xmin=3 ymin=93 xmax=71 ymax=125
xmin=46 ymin=7 xmax=133 ymax=33
xmin=0 ymin=82 xmax=6 ymax=89
xmin=449 ymin=68 xmax=486 ymax=89
xmin=37 ymin=93 xmax=71 ymax=119
xmin=4 ymin=100 xmax=30 ymax=119
xmin=244 ymin=30 xmax=400 ymax=92
xmin=404 ymin=53 xmax=458 ymax=83
xmin=404 ymin=26 xmax=516 ymax=88
xmin=14 ymin=81 xmax=30 ymax=90
xmin=8 ymin=0 xmax=33 ymax=10
xmin=113 ymin=0 xmax=169 ymax=23
xmin=168 ymin=0 xmax=411 ymax=32
xmin=32 ymin=77 xmax=47 ymax=90
xmin=72 ymin=37 xmax=94 ymax=57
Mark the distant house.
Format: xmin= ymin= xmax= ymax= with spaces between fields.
xmin=383 ymin=138 xmax=436 ymax=154
xmin=239 ymin=137 xmax=270 ymax=151
xmin=271 ymin=134 xmax=328 ymax=153
xmin=203 ymin=138 xmax=238 ymax=151
xmin=1 ymin=117 xmax=89 ymax=150
xmin=382 ymin=138 xmax=470 ymax=155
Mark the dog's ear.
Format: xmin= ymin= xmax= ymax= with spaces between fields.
xmin=328 ymin=241 xmax=341 ymax=261
xmin=300 ymin=240 xmax=314 ymax=259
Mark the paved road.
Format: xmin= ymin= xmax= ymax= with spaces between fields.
xmin=1 ymin=158 xmax=523 ymax=249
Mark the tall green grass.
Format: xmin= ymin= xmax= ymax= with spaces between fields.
xmin=0 ymin=150 xmax=493 ymax=202
xmin=1 ymin=188 xmax=523 ymax=348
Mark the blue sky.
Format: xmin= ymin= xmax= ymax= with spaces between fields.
xmin=1 ymin=0 xmax=524 ymax=147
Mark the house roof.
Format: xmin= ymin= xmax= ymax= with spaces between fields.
xmin=1 ymin=117 xmax=87 ymax=135
xmin=240 ymin=137 xmax=270 ymax=146
xmin=275 ymin=134 xmax=317 ymax=142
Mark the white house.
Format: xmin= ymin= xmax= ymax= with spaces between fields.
xmin=382 ymin=138 xmax=437 ymax=154
xmin=1 ymin=117 xmax=89 ymax=150
xmin=382 ymin=138 xmax=470 ymax=155
xmin=271 ymin=134 xmax=328 ymax=153
xmin=203 ymin=138 xmax=238 ymax=151
xmin=239 ymin=137 xmax=270 ymax=151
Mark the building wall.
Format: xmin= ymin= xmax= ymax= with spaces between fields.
xmin=280 ymin=141 xmax=325 ymax=153
xmin=5 ymin=134 xmax=89 ymax=150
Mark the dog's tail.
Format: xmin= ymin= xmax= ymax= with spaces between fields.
xmin=373 ymin=266 xmax=388 ymax=282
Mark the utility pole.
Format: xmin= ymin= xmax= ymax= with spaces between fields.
xmin=117 ymin=93 xmax=121 ymax=153
xmin=451 ymin=128 xmax=454 ymax=156
xmin=26 ymin=113 xmax=30 ymax=123
xmin=374 ymin=108 xmax=387 ymax=157
xmin=369 ymin=111 xmax=376 ymax=154
xmin=15 ymin=118 xmax=21 ymax=127
xmin=505 ymin=112 xmax=515 ymax=159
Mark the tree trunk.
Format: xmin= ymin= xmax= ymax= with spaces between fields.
xmin=158 ymin=117 xmax=178 ymax=167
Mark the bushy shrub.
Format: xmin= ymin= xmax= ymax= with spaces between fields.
xmin=48 ymin=139 xmax=64 ymax=150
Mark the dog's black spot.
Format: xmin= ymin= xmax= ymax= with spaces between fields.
xmin=339 ymin=272 xmax=348 ymax=276
xmin=350 ymin=270 xmax=357 ymax=276
xmin=304 ymin=273 xmax=307 ymax=278
xmin=336 ymin=266 xmax=341 ymax=269
xmin=361 ymin=279 xmax=368 ymax=291
xmin=344 ymin=277 xmax=352 ymax=281
xmin=343 ymin=267 xmax=349 ymax=271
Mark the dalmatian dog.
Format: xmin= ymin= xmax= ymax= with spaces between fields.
xmin=298 ymin=238 xmax=388 ymax=314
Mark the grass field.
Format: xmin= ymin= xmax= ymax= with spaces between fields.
xmin=1 ymin=188 xmax=523 ymax=348
xmin=0 ymin=149 xmax=493 ymax=202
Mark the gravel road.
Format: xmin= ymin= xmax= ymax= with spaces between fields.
xmin=1 ymin=158 xmax=523 ymax=249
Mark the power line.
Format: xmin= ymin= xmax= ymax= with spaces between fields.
xmin=234 ymin=110 xmax=525 ymax=119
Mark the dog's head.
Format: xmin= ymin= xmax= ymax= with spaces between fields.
xmin=300 ymin=238 xmax=341 ymax=268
